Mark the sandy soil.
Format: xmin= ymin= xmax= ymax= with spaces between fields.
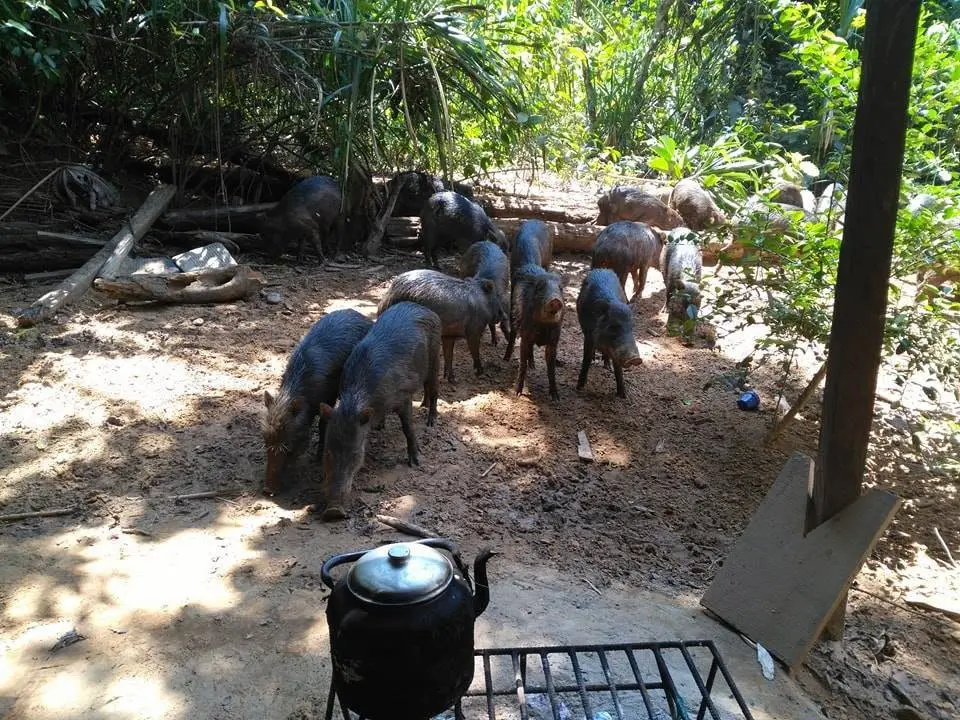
xmin=1 ymin=182 xmax=958 ymax=720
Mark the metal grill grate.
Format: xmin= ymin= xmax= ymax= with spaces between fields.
xmin=325 ymin=640 xmax=755 ymax=720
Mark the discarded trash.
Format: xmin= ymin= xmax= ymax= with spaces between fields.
xmin=49 ymin=628 xmax=87 ymax=653
xmin=263 ymin=291 xmax=282 ymax=305
xmin=737 ymin=389 xmax=760 ymax=411
xmin=757 ymin=642 xmax=776 ymax=680
xmin=527 ymin=694 xmax=574 ymax=720
xmin=172 ymin=242 xmax=237 ymax=272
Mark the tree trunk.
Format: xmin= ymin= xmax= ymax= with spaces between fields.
xmin=365 ymin=175 xmax=404 ymax=256
xmin=14 ymin=184 xmax=178 ymax=327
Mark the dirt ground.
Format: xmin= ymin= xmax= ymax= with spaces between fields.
xmin=1 ymin=181 xmax=959 ymax=719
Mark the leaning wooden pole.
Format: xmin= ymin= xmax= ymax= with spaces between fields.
xmin=14 ymin=184 xmax=177 ymax=327
xmin=812 ymin=0 xmax=921 ymax=636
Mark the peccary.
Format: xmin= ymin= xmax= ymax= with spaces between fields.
xmin=259 ymin=175 xmax=343 ymax=262
xmin=669 ymin=179 xmax=726 ymax=231
xmin=262 ymin=309 xmax=373 ymax=496
xmin=377 ymin=268 xmax=506 ymax=382
xmin=388 ymin=171 xmax=444 ymax=217
xmin=319 ymin=301 xmax=441 ymax=520
xmin=576 ymin=269 xmax=642 ymax=399
xmin=504 ymin=265 xmax=565 ymax=400
xmin=660 ymin=241 xmax=703 ymax=323
xmin=591 ymin=221 xmax=665 ymax=302
xmin=597 ymin=186 xmax=684 ymax=229
xmin=420 ymin=191 xmax=508 ymax=268
xmin=460 ymin=240 xmax=510 ymax=345
xmin=511 ymin=219 xmax=553 ymax=275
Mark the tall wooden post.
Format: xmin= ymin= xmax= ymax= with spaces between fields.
xmin=813 ymin=0 xmax=922 ymax=638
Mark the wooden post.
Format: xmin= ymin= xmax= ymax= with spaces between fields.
xmin=812 ymin=0 xmax=921 ymax=637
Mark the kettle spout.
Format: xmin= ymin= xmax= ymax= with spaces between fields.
xmin=472 ymin=548 xmax=498 ymax=618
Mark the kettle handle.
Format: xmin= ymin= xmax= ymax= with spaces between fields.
xmin=414 ymin=538 xmax=472 ymax=587
xmin=320 ymin=549 xmax=369 ymax=590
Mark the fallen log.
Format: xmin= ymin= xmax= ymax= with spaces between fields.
xmin=158 ymin=202 xmax=274 ymax=232
xmin=14 ymin=184 xmax=177 ymax=327
xmin=36 ymin=231 xmax=109 ymax=248
xmin=92 ymin=265 xmax=264 ymax=304
xmin=23 ymin=268 xmax=82 ymax=283
xmin=0 ymin=230 xmax=108 ymax=273
xmin=496 ymin=218 xmax=601 ymax=253
xmin=482 ymin=197 xmax=596 ymax=224
xmin=385 ymin=217 xmax=604 ymax=254
xmin=152 ymin=229 xmax=268 ymax=254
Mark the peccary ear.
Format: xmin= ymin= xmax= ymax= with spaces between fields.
xmin=358 ymin=408 xmax=374 ymax=425
xmin=318 ymin=403 xmax=335 ymax=419
xmin=264 ymin=390 xmax=275 ymax=408
xmin=479 ymin=278 xmax=496 ymax=295
xmin=290 ymin=397 xmax=302 ymax=415
xmin=595 ymin=300 xmax=611 ymax=316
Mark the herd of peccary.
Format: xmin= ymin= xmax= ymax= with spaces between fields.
xmin=259 ymin=171 xmax=841 ymax=520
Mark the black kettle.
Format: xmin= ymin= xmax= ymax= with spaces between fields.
xmin=321 ymin=538 xmax=496 ymax=720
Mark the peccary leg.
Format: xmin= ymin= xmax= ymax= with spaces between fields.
xmin=577 ymin=337 xmax=595 ymax=391
xmin=629 ymin=266 xmax=646 ymax=303
xmin=397 ymin=401 xmax=420 ymax=466
xmin=423 ymin=370 xmax=439 ymax=427
xmin=468 ymin=333 xmax=483 ymax=376
xmin=309 ymin=227 xmax=325 ymax=264
xmin=503 ymin=324 xmax=517 ymax=362
xmin=546 ymin=342 xmax=560 ymax=400
xmin=489 ymin=321 xmax=498 ymax=346
xmin=515 ymin=337 xmax=532 ymax=396
xmin=613 ymin=359 xmax=627 ymax=399
xmin=441 ymin=336 xmax=456 ymax=382
xmin=316 ymin=415 xmax=328 ymax=459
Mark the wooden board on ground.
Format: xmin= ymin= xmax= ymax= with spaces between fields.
xmin=700 ymin=451 xmax=900 ymax=669
xmin=577 ymin=431 xmax=594 ymax=462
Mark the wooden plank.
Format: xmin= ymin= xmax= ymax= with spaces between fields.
xmin=813 ymin=0 xmax=921 ymax=638
xmin=700 ymin=452 xmax=900 ymax=669
xmin=576 ymin=431 xmax=594 ymax=462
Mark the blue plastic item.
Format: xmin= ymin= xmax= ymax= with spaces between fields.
xmin=737 ymin=389 xmax=760 ymax=411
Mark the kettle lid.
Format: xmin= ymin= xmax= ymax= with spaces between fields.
xmin=346 ymin=542 xmax=453 ymax=605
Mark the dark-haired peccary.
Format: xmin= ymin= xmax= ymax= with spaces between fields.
xmin=669 ymin=178 xmax=726 ymax=231
xmin=259 ymin=175 xmax=343 ymax=262
xmin=388 ymin=171 xmax=476 ymax=217
xmin=420 ymin=191 xmax=508 ymax=268
xmin=460 ymin=240 xmax=510 ymax=345
xmin=262 ymin=309 xmax=373 ymax=496
xmin=388 ymin=171 xmax=444 ymax=217
xmin=660 ymin=241 xmax=703 ymax=324
xmin=576 ymin=269 xmax=643 ymax=399
xmin=504 ymin=265 xmax=565 ymax=400
xmin=510 ymin=219 xmax=553 ymax=275
xmin=378 ymin=269 xmax=506 ymax=382
xmin=597 ymin=186 xmax=685 ymax=229
xmin=318 ymin=301 xmax=441 ymax=521
xmin=591 ymin=221 xmax=666 ymax=303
